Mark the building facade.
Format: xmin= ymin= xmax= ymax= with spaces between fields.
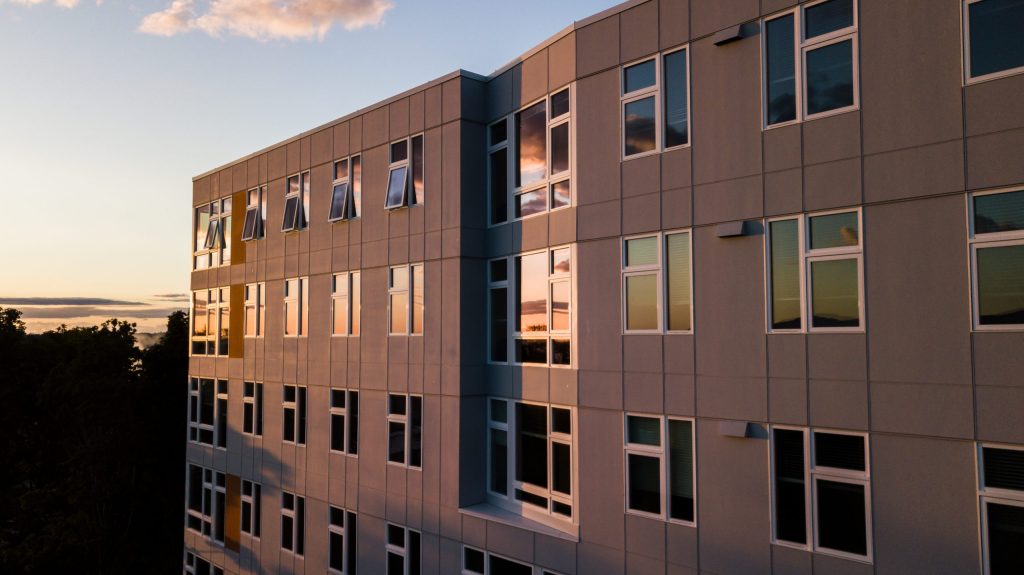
xmin=185 ymin=0 xmax=1024 ymax=573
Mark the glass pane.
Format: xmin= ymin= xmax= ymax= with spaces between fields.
xmin=281 ymin=196 xmax=298 ymax=231
xmin=810 ymin=211 xmax=859 ymax=249
xmin=974 ymin=190 xmax=1024 ymax=234
xmin=412 ymin=265 xmax=424 ymax=334
xmin=491 ymin=259 xmax=508 ymax=282
xmin=804 ymin=0 xmax=854 ymax=39
xmin=515 ymin=339 xmax=548 ymax=363
xmin=770 ymin=220 xmax=802 ymax=330
xmin=334 ymin=159 xmax=348 ymax=181
xmin=490 ymin=288 xmax=508 ymax=362
xmin=387 ymin=552 xmax=404 ymax=575
xmin=552 ymin=180 xmax=571 ymax=209
xmin=806 ymin=39 xmax=854 ymax=116
xmin=626 ymin=236 xmax=658 ymax=266
xmin=330 ymin=183 xmax=348 ymax=220
xmin=200 ymin=380 xmax=214 ymax=424
xmin=389 ymin=394 xmax=407 ymax=416
xmin=331 ymin=413 xmax=344 ymax=451
xmin=666 ymin=232 xmax=691 ymax=331
xmin=983 ymin=447 xmax=1024 ymax=491
xmin=551 ymin=88 xmax=570 ymax=117
xmin=490 ymin=555 xmax=532 ymax=575
xmin=624 ymin=96 xmax=657 ymax=156
xmin=490 ymin=148 xmax=508 ymax=224
xmin=987 ymin=501 xmax=1024 ymax=574
xmin=626 ymin=274 xmax=659 ymax=330
xmin=624 ymin=59 xmax=656 ymax=93
xmin=351 ymin=273 xmax=361 ymax=336
xmin=351 ymin=156 xmax=362 ymax=218
xmin=668 ymin=419 xmax=694 ymax=522
xmin=628 ymin=453 xmax=662 ymax=514
xmin=490 ymin=429 xmax=508 ymax=494
xmin=977 ymin=245 xmax=1024 ymax=325
xmin=286 ymin=300 xmax=298 ymax=336
xmin=288 ymin=175 xmax=300 ymax=196
xmin=551 ymin=338 xmax=571 ymax=365
xmin=390 ymin=140 xmax=408 ymax=163
xmin=412 ymin=135 xmax=424 ymax=205
xmin=385 ymin=166 xmax=408 ymax=209
xmin=490 ymin=119 xmax=507 ymax=145
xmin=810 ymin=258 xmax=860 ymax=328
xmin=551 ymin=407 xmax=571 ymax=434
xmin=410 ymin=397 xmax=422 ymax=467
xmin=814 ymin=432 xmax=865 ymax=471
xmin=551 ymin=281 xmax=570 ymax=331
xmin=515 ymin=403 xmax=549 ymax=488
xmin=195 ymin=205 xmax=210 ymax=251
xmin=281 ymin=515 xmax=293 ymax=550
xmin=663 ymin=49 xmax=688 ymax=147
xmin=391 ymin=293 xmax=407 ymax=334
xmin=774 ymin=428 xmax=807 ymax=544
xmin=517 ymin=252 xmax=548 ymax=332
xmin=388 ymin=421 xmax=406 ymax=463
xmin=516 ymin=101 xmax=547 ymax=188
xmin=766 ymin=15 xmax=797 ymax=125
xmin=628 ymin=415 xmax=661 ymax=446
xmin=391 ymin=267 xmax=408 ymax=290
xmin=552 ymin=442 xmax=571 ymax=495
xmin=550 ymin=122 xmax=569 ymax=175
xmin=515 ymin=188 xmax=547 ymax=218
xmin=969 ymin=0 xmax=1024 ymax=78
xmin=329 ymin=532 xmax=344 ymax=570
xmin=552 ymin=248 xmax=571 ymax=274
xmin=491 ymin=399 xmax=508 ymax=423
xmin=241 ymin=209 xmax=256 ymax=240
xmin=816 ymin=479 xmax=867 ymax=556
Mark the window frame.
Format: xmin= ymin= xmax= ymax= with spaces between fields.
xmin=193 ymin=197 xmax=232 ymax=269
xmin=962 ymin=0 xmax=1024 ymax=85
xmin=241 ymin=185 xmax=266 ymax=241
xmin=461 ymin=545 xmax=563 ymax=575
xmin=186 ymin=465 xmax=226 ymax=545
xmin=240 ymin=479 xmax=261 ymax=539
xmin=191 ymin=288 xmax=230 ymax=356
xmin=761 ymin=0 xmax=861 ymax=129
xmin=281 ymin=491 xmax=305 ymax=556
xmin=621 ymin=230 xmax=694 ymax=335
xmin=388 ymin=264 xmax=424 ymax=336
xmin=328 ymin=506 xmax=357 ymax=574
xmin=332 ymin=271 xmax=361 ymax=337
xmin=284 ymin=277 xmax=309 ymax=337
xmin=281 ymin=170 xmax=311 ymax=232
xmin=384 ymin=134 xmax=424 ymax=211
xmin=386 ymin=393 xmax=422 ymax=469
xmin=967 ymin=187 xmax=1024 ymax=331
xmin=385 ymin=524 xmax=421 ymax=575
xmin=244 ymin=282 xmax=265 ymax=338
xmin=242 ymin=381 xmax=263 ymax=437
xmin=188 ymin=377 xmax=228 ymax=449
xmin=621 ymin=56 xmax=661 ymax=160
xmin=622 ymin=414 xmax=697 ymax=526
xmin=977 ymin=442 xmax=1024 ymax=575
xmin=282 ymin=384 xmax=307 ymax=446
xmin=329 ymin=155 xmax=364 ymax=222
xmin=330 ymin=389 xmax=359 ymax=456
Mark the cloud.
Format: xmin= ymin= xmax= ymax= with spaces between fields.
xmin=17 ymin=306 xmax=185 ymax=319
xmin=0 ymin=297 xmax=146 ymax=306
xmin=6 ymin=0 xmax=80 ymax=8
xmin=152 ymin=293 xmax=191 ymax=302
xmin=139 ymin=0 xmax=393 ymax=41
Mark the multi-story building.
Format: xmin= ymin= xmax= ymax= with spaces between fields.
xmin=185 ymin=0 xmax=1024 ymax=573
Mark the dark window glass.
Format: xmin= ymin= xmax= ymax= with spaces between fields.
xmin=810 ymin=211 xmax=859 ymax=249
xmin=390 ymin=140 xmax=407 ymax=163
xmin=806 ymin=39 xmax=854 ymax=116
xmin=804 ymin=0 xmax=853 ymax=39
xmin=663 ymin=49 xmax=688 ymax=147
xmin=551 ymin=339 xmax=571 ymax=365
xmin=969 ymin=0 xmax=1024 ymax=79
xmin=386 ymin=552 xmax=404 ymax=575
xmin=490 ymin=148 xmax=508 ymax=224
xmin=296 ymin=497 xmax=305 ymax=555
xmin=349 ymin=392 xmax=359 ymax=455
xmin=282 ymin=406 xmax=295 ymax=442
xmin=624 ymin=96 xmax=657 ymax=156
xmin=515 ymin=188 xmax=547 ymax=219
xmin=410 ymin=396 xmax=422 ymax=468
xmin=628 ymin=416 xmax=661 ymax=446
xmin=516 ymin=403 xmax=548 ymax=488
xmin=668 ymin=420 xmax=694 ymax=522
xmin=815 ymin=432 xmax=865 ymax=471
xmin=242 ymin=208 xmax=258 ymax=240
xmin=330 ymin=506 xmax=344 ymax=526
xmin=282 ymin=514 xmax=293 ymax=551
xmin=297 ymin=387 xmax=306 ymax=445
xmin=331 ymin=413 xmax=344 ymax=452
xmin=515 ymin=488 xmax=548 ymax=509
xmin=490 ymin=288 xmax=508 ymax=362
xmin=490 ymin=555 xmax=533 ymax=575
xmin=816 ymin=479 xmax=867 ymax=556
xmin=975 ymin=191 xmax=1024 ymax=234
xmin=387 ymin=523 xmax=404 ymax=546
xmin=766 ymin=15 xmax=797 ymax=125
xmin=770 ymin=220 xmax=802 ymax=330
xmin=491 ymin=259 xmax=508 ymax=282
xmin=551 ymin=88 xmax=570 ymax=117
xmin=490 ymin=428 xmax=508 ymax=494
xmin=389 ymin=394 xmax=407 ymax=415
xmin=282 ymin=195 xmax=299 ymax=231
xmin=552 ymin=500 xmax=572 ymax=517
xmin=984 ymin=447 xmax=1024 ymax=490
xmin=628 ymin=453 xmax=661 ymax=514
xmin=284 ymin=384 xmax=296 ymax=403
xmin=385 ymin=166 xmax=408 ymax=209
xmin=490 ymin=120 xmax=507 ymax=145
xmin=551 ymin=180 xmax=571 ymax=209
xmin=347 ymin=512 xmax=357 ymax=574
xmin=491 ymin=400 xmax=507 ymax=423
xmin=256 ymin=384 xmax=263 ymax=436
xmin=515 ymin=339 xmax=547 ymax=364
xmin=666 ymin=232 xmax=691 ymax=331
xmin=552 ymin=442 xmax=572 ymax=495
xmin=188 ymin=465 xmax=203 ymax=511
xmin=329 ymin=531 xmax=344 ymax=570
xmin=388 ymin=421 xmax=406 ymax=464
xmin=551 ymin=408 xmax=571 ymax=435
xmin=624 ymin=60 xmax=656 ymax=93
xmin=200 ymin=380 xmax=214 ymax=424
xmin=411 ymin=135 xmax=424 ymax=206
xmin=409 ymin=531 xmax=421 ymax=575
xmin=330 ymin=183 xmax=348 ymax=220
xmin=774 ymin=428 xmax=807 ymax=544
xmin=987 ymin=501 xmax=1024 ymax=574
xmin=464 ymin=548 xmax=485 ymax=573
xmin=550 ymin=122 xmax=569 ymax=175
xmin=242 ymin=500 xmax=252 ymax=534
xmin=216 ymin=396 xmax=227 ymax=448
xmin=810 ymin=259 xmax=859 ymax=328
xmin=516 ymin=101 xmax=547 ymax=188
xmin=244 ymin=402 xmax=254 ymax=434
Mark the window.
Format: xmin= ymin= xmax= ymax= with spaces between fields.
xmin=763 ymin=0 xmax=858 ymax=127
xmin=244 ymin=283 xmax=265 ymax=337
xmin=461 ymin=546 xmax=562 ymax=575
xmin=389 ymin=264 xmax=424 ymax=335
xmin=490 ymin=87 xmax=573 ymax=224
xmin=281 ymin=171 xmax=310 ymax=232
xmin=241 ymin=185 xmax=266 ymax=241
xmin=489 ymin=247 xmax=572 ymax=366
xmin=191 ymin=288 xmax=229 ymax=355
xmin=281 ymin=491 xmax=305 ymax=556
xmin=620 ymin=48 xmax=689 ymax=159
xmin=186 ymin=465 xmax=225 ymax=544
xmin=283 ymin=385 xmax=307 ymax=445
xmin=331 ymin=389 xmax=359 ymax=455
xmin=242 ymin=382 xmax=263 ymax=437
xmin=766 ymin=209 xmax=863 ymax=332
xmin=184 ymin=551 xmax=224 ymax=575
xmin=488 ymin=399 xmax=575 ymax=525
xmin=978 ymin=444 xmax=1024 ymax=574
xmin=333 ymin=272 xmax=361 ymax=336
xmin=241 ymin=479 xmax=261 ymax=538
xmin=330 ymin=155 xmax=363 ymax=221
xmin=194 ymin=197 xmax=232 ymax=269
xmin=385 ymin=135 xmax=424 ymax=210
xmin=623 ymin=415 xmax=696 ymax=524
xmin=329 ymin=507 xmax=358 ymax=574
xmin=969 ymin=189 xmax=1024 ymax=329
xmin=621 ymin=231 xmax=692 ymax=333
xmin=386 ymin=524 xmax=421 ymax=575
xmin=188 ymin=378 xmax=227 ymax=448
xmin=387 ymin=394 xmax=422 ymax=468
xmin=284 ymin=277 xmax=309 ymax=336
xmin=964 ymin=0 xmax=1024 ymax=83
xmin=770 ymin=427 xmax=872 ymax=561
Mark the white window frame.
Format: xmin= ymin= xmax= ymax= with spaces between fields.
xmin=622 ymin=414 xmax=697 ymax=526
xmin=329 ymin=155 xmax=364 ymax=222
xmin=188 ymin=377 xmax=227 ymax=448
xmin=332 ymin=271 xmax=361 ymax=336
xmin=388 ymin=264 xmax=423 ymax=336
xmin=244 ymin=282 xmax=264 ymax=338
xmin=241 ymin=479 xmax=261 ymax=538
xmin=281 ymin=491 xmax=305 ymax=556
xmin=384 ymin=135 xmax=424 ymax=211
xmin=385 ymin=524 xmax=421 ymax=575
xmin=963 ymin=0 xmax=1024 ymax=85
xmin=194 ymin=197 xmax=232 ymax=269
xmin=242 ymin=381 xmax=263 ymax=437
xmin=977 ymin=442 xmax=1024 ymax=575
xmin=241 ymin=185 xmax=266 ymax=241
xmin=330 ymin=389 xmax=359 ymax=456
xmin=282 ymin=384 xmax=307 ymax=446
xmin=184 ymin=551 xmax=224 ymax=575
xmin=461 ymin=545 xmax=565 ymax=575
xmin=487 ymin=258 xmax=510 ymax=364
xmin=487 ymin=118 xmax=511 ymax=226
xmin=191 ymin=288 xmax=229 ymax=356
xmin=621 ymin=56 xmax=661 ymax=160
xmin=328 ymin=506 xmax=356 ymax=574
xmin=386 ymin=393 xmax=421 ymax=469
xmin=765 ymin=216 xmax=808 ymax=333
xmin=761 ymin=0 xmax=860 ymax=129
xmin=186 ymin=465 xmax=225 ymax=545
xmin=281 ymin=170 xmax=310 ymax=232
xmin=661 ymin=46 xmax=691 ymax=151
xmin=967 ymin=187 xmax=1024 ymax=331
xmin=769 ymin=426 xmax=873 ymax=562
xmin=621 ymin=230 xmax=694 ymax=334
xmin=486 ymin=398 xmax=578 ymax=529
xmin=284 ymin=277 xmax=308 ymax=337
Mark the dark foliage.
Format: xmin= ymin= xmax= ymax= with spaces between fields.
xmin=0 ymin=308 xmax=188 ymax=574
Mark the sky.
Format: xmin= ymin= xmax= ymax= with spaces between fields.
xmin=0 ymin=0 xmax=620 ymax=332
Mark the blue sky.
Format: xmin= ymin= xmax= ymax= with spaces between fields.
xmin=0 ymin=0 xmax=619 ymax=331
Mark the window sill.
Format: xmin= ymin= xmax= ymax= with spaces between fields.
xmin=460 ymin=502 xmax=578 ymax=541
